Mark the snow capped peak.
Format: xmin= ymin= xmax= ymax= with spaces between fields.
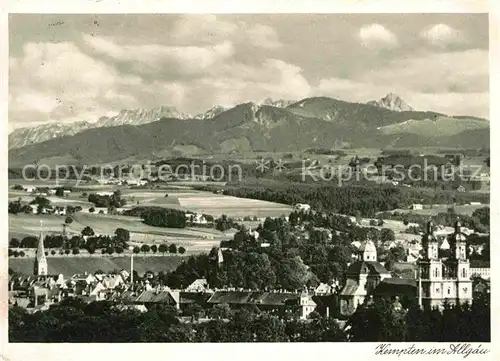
xmin=95 ymin=106 xmax=191 ymax=127
xmin=194 ymin=105 xmax=228 ymax=120
xmin=260 ymin=98 xmax=295 ymax=108
xmin=367 ymin=93 xmax=414 ymax=112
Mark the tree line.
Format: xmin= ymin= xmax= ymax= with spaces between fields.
xmin=9 ymin=289 xmax=489 ymax=342
xmin=198 ymin=184 xmax=488 ymax=217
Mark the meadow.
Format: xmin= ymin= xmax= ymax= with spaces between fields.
xmin=9 ymin=256 xmax=184 ymax=276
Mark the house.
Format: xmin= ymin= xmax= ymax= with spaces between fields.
xmin=127 ymin=179 xmax=148 ymax=187
xmin=23 ymin=186 xmax=37 ymax=193
xmin=299 ymin=293 xmax=317 ymax=319
xmin=101 ymin=274 xmax=124 ymax=289
xmin=133 ymin=288 xmax=180 ymax=309
xmin=314 ymin=282 xmax=335 ymax=295
xmin=406 ymin=244 xmax=421 ymax=263
xmin=470 ymin=268 xmax=490 ymax=280
xmin=63 ymin=190 xmax=71 ymax=196
xmin=207 ymin=291 xmax=316 ymax=319
xmin=53 ymin=206 xmax=66 ymax=216
xmin=71 ymin=273 xmax=97 ymax=285
xmin=186 ymin=213 xmax=208 ymax=225
xmin=383 ymin=240 xmax=397 ymax=250
xmin=185 ymin=278 xmax=210 ymax=293
xmin=48 ymin=189 xmax=57 ymax=195
xmin=95 ymin=191 xmax=115 ymax=197
xmin=294 ymin=203 xmax=311 ymax=212
xmin=457 ymin=185 xmax=466 ymax=193
xmin=411 ymin=204 xmax=423 ymax=210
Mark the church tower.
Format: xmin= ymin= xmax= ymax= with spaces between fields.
xmin=444 ymin=219 xmax=472 ymax=305
xmin=418 ymin=219 xmax=472 ymax=309
xmin=418 ymin=220 xmax=444 ymax=309
xmin=34 ymin=221 xmax=48 ymax=276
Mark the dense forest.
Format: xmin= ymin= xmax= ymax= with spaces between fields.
xmin=196 ymin=184 xmax=489 ymax=217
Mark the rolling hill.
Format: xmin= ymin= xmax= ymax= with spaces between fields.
xmin=9 ymin=95 xmax=490 ymax=165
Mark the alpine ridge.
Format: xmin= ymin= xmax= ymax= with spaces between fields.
xmin=8 ymin=121 xmax=92 ymax=149
xmin=95 ymin=106 xmax=190 ymax=127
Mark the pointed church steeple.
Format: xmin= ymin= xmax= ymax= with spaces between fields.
xmin=34 ymin=220 xmax=48 ymax=276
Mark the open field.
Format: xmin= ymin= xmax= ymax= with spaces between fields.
xmin=9 ymin=213 xmax=226 ymax=253
xmin=389 ymin=204 xmax=488 ymax=216
xmin=9 ymin=256 xmax=184 ymax=276
xmin=123 ymin=188 xmax=293 ymax=218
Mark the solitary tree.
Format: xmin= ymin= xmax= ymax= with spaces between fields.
xmin=158 ymin=244 xmax=168 ymax=255
xmin=141 ymin=244 xmax=151 ymax=254
xmin=178 ymin=246 xmax=186 ymax=254
xmin=65 ymin=216 xmax=73 ymax=224
xmin=81 ymin=226 xmax=95 ymax=237
xmin=9 ymin=238 xmax=20 ymax=248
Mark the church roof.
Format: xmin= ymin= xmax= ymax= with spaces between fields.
xmin=339 ymin=279 xmax=360 ymax=296
xmin=373 ymin=278 xmax=417 ymax=297
xmin=346 ymin=261 xmax=390 ymax=276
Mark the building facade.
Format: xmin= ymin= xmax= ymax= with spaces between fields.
xmin=417 ymin=220 xmax=473 ymax=309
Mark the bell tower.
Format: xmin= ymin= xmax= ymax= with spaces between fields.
xmin=34 ymin=220 xmax=48 ymax=276
xmin=418 ymin=220 xmax=443 ymax=309
xmin=445 ymin=218 xmax=472 ymax=305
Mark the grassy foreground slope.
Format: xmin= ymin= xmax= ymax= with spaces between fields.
xmin=9 ymin=256 xmax=184 ymax=276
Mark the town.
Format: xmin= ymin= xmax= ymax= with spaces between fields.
xmin=8 ymin=173 xmax=490 ymax=341
xmin=7 ymin=12 xmax=491 ymax=344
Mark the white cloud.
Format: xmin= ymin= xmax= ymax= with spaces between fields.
xmin=420 ymin=24 xmax=465 ymax=47
xmin=170 ymin=15 xmax=238 ymax=44
xmin=361 ymin=49 xmax=488 ymax=94
xmin=9 ymin=41 xmax=143 ymax=127
xmin=169 ymin=15 xmax=282 ymax=49
xmin=410 ymin=92 xmax=488 ymax=119
xmin=245 ymin=24 xmax=282 ymax=48
xmin=10 ymin=36 xmax=310 ymax=129
xmin=83 ymin=34 xmax=235 ymax=75
xmin=358 ymin=24 xmax=398 ymax=49
xmin=317 ymin=49 xmax=488 ymax=118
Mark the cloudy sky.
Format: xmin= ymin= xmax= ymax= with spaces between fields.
xmin=9 ymin=13 xmax=489 ymax=131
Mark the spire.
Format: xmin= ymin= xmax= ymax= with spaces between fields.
xmin=454 ymin=217 xmax=462 ymax=234
xmin=37 ymin=220 xmax=45 ymax=260
xmin=34 ymin=220 xmax=48 ymax=276
xmin=426 ymin=219 xmax=434 ymax=236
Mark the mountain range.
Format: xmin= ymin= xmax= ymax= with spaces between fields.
xmin=9 ymin=98 xmax=296 ymax=149
xmin=8 ymin=94 xmax=489 ymax=165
